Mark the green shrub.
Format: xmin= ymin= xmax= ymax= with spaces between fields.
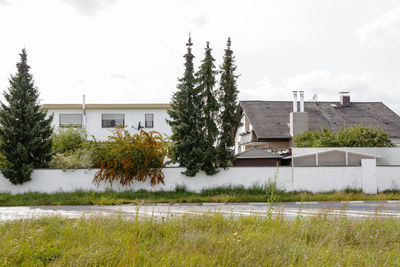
xmin=52 ymin=127 xmax=87 ymax=154
xmin=294 ymin=124 xmax=394 ymax=147
xmin=90 ymin=127 xmax=169 ymax=187
xmin=49 ymin=149 xmax=94 ymax=171
xmin=336 ymin=124 xmax=394 ymax=147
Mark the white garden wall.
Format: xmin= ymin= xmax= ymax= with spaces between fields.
xmin=1 ymin=160 xmax=400 ymax=194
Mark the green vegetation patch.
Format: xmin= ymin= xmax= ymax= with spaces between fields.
xmin=0 ymin=215 xmax=399 ymax=266
xmin=1 ymin=186 xmax=400 ymax=206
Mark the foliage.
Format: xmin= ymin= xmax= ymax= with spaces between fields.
xmin=1 ymin=215 xmax=400 ymax=265
xmin=1 ymin=188 xmax=400 ymax=206
xmin=265 ymin=168 xmax=282 ymax=204
xmin=52 ymin=127 xmax=87 ymax=154
xmin=90 ymin=127 xmax=168 ymax=187
xmin=195 ymin=42 xmax=220 ymax=175
xmin=294 ymin=126 xmax=338 ymax=147
xmin=336 ymin=123 xmax=394 ymax=147
xmin=217 ymin=38 xmax=242 ymax=168
xmin=295 ymin=124 xmax=394 ymax=147
xmin=166 ymin=35 xmax=206 ymax=176
xmin=49 ymin=150 xmax=94 ymax=171
xmin=0 ymin=49 xmax=53 ymax=184
xmin=0 ymin=153 xmax=6 ymax=170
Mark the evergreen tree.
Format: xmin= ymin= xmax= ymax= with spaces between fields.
xmin=167 ymin=35 xmax=205 ymax=176
xmin=195 ymin=42 xmax=219 ymax=175
xmin=217 ymin=38 xmax=242 ymax=168
xmin=0 ymin=49 xmax=53 ymax=184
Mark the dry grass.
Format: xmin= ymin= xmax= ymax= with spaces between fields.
xmin=0 ymin=214 xmax=399 ymax=266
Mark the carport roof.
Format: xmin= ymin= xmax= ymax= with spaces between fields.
xmin=236 ymin=148 xmax=283 ymax=159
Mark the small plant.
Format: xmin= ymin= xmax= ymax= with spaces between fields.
xmin=52 ymin=127 xmax=87 ymax=154
xmin=265 ymin=168 xmax=282 ymax=204
xmin=90 ymin=127 xmax=169 ymax=187
xmin=49 ymin=150 xmax=94 ymax=171
xmin=174 ymin=185 xmax=189 ymax=194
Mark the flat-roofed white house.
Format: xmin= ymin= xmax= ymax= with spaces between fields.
xmin=42 ymin=103 xmax=171 ymax=140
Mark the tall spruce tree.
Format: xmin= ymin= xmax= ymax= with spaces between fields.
xmin=195 ymin=42 xmax=219 ymax=175
xmin=0 ymin=49 xmax=53 ymax=184
xmin=167 ymin=35 xmax=205 ymax=176
xmin=217 ymin=38 xmax=242 ymax=168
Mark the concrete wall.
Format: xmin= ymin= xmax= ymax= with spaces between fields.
xmin=1 ymin=161 xmax=399 ymax=194
xmin=376 ymin=166 xmax=400 ymax=191
xmin=49 ymin=108 xmax=171 ymax=141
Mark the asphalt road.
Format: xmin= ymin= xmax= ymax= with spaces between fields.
xmin=1 ymin=201 xmax=400 ymax=221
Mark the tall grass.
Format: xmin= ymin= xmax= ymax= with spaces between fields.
xmin=0 ymin=186 xmax=400 ymax=206
xmin=0 ymin=215 xmax=399 ymax=266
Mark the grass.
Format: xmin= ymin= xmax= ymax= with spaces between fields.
xmin=1 ymin=185 xmax=400 ymax=206
xmin=0 ymin=214 xmax=399 ymax=266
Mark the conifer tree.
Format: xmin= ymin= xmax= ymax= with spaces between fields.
xmin=217 ymin=38 xmax=242 ymax=168
xmin=0 ymin=49 xmax=53 ymax=184
xmin=195 ymin=42 xmax=219 ymax=175
xmin=167 ymin=35 xmax=205 ymax=176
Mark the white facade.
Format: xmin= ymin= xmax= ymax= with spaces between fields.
xmin=43 ymin=104 xmax=171 ymax=141
xmin=235 ymin=112 xmax=255 ymax=154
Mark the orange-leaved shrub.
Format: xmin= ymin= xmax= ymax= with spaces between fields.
xmin=90 ymin=127 xmax=169 ymax=187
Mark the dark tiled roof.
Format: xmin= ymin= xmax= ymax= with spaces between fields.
xmin=240 ymin=101 xmax=400 ymax=139
xmin=236 ymin=148 xmax=283 ymax=159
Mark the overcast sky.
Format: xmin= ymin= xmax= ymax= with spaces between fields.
xmin=1 ymin=0 xmax=400 ymax=113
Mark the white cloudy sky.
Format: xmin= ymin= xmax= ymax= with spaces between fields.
xmin=1 ymin=0 xmax=400 ymax=113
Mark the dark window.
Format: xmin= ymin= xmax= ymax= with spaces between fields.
xmin=145 ymin=114 xmax=154 ymax=128
xmin=59 ymin=114 xmax=82 ymax=127
xmin=102 ymin=114 xmax=124 ymax=128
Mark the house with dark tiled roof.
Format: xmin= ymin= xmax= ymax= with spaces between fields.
xmin=235 ymin=92 xmax=400 ymax=154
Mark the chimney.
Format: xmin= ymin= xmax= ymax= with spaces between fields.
xmin=299 ymin=91 xmax=304 ymax=112
xmin=292 ymin=91 xmax=298 ymax=112
xmin=340 ymin=92 xmax=350 ymax=107
xmin=290 ymin=91 xmax=308 ymax=142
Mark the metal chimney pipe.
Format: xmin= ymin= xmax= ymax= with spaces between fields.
xmin=299 ymin=91 xmax=304 ymax=112
xmin=292 ymin=91 xmax=298 ymax=112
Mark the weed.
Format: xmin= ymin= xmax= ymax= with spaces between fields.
xmin=0 ymin=186 xmax=400 ymax=206
xmin=0 ymin=215 xmax=399 ymax=265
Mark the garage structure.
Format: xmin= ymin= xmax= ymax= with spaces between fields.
xmin=233 ymin=148 xmax=283 ymax=167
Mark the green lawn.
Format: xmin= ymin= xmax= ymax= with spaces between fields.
xmin=0 ymin=214 xmax=399 ymax=266
xmin=1 ymin=186 xmax=400 ymax=206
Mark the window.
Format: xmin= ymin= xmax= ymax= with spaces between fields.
xmin=59 ymin=114 xmax=82 ymax=127
xmin=102 ymin=114 xmax=124 ymax=128
xmin=145 ymin=114 xmax=154 ymax=128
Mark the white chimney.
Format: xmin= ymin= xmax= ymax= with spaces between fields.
xmin=299 ymin=91 xmax=304 ymax=112
xmin=292 ymin=91 xmax=298 ymax=112
xmin=290 ymin=90 xmax=309 ymax=142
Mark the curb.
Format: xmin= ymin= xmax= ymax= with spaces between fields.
xmin=136 ymin=200 xmax=400 ymax=207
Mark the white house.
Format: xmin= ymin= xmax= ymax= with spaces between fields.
xmin=43 ymin=103 xmax=171 ymax=140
